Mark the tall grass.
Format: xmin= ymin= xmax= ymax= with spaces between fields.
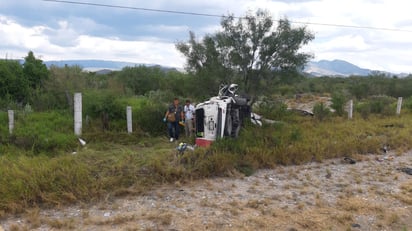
xmin=0 ymin=154 xmax=92 ymax=213
xmin=2 ymin=111 xmax=412 ymax=216
xmin=3 ymin=110 xmax=77 ymax=155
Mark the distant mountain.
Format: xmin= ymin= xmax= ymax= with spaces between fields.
xmin=304 ymin=59 xmax=372 ymax=77
xmin=42 ymin=59 xmax=409 ymax=77
xmin=44 ymin=60 xmax=178 ymax=73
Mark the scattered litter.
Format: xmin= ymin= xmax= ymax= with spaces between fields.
xmin=397 ymin=167 xmax=412 ymax=175
xmin=376 ymin=155 xmax=394 ymax=162
xmin=186 ymin=145 xmax=195 ymax=151
xmin=343 ymin=157 xmax=356 ymax=164
xmin=71 ymin=151 xmax=77 ymax=155
xmin=103 ymin=212 xmax=111 ymax=217
xmin=383 ymin=123 xmax=404 ymax=128
xmin=325 ymin=172 xmax=332 ymax=179
xmin=78 ymin=138 xmax=86 ymax=146
xmin=250 ymin=113 xmax=263 ymax=126
xmin=381 ymin=145 xmax=388 ymax=154
xmin=384 ymin=155 xmax=394 ymax=161
xmin=351 ymin=223 xmax=361 ymax=228
xmin=176 ymin=142 xmax=196 ymax=155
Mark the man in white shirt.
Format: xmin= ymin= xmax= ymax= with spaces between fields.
xmin=184 ymin=99 xmax=195 ymax=137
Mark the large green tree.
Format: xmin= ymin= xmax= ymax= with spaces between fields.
xmin=117 ymin=65 xmax=164 ymax=96
xmin=23 ymin=51 xmax=49 ymax=89
xmin=0 ymin=60 xmax=28 ymax=104
xmin=176 ymin=10 xmax=314 ymax=94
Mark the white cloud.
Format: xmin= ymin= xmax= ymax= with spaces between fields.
xmin=0 ymin=15 xmax=184 ymax=67
xmin=140 ymin=24 xmax=190 ymax=33
xmin=0 ymin=16 xmax=49 ymax=49
xmin=313 ymin=35 xmax=372 ymax=53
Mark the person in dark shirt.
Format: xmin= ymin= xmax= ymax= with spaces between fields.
xmin=164 ymin=97 xmax=184 ymax=142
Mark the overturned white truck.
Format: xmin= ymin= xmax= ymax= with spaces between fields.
xmin=195 ymin=84 xmax=252 ymax=147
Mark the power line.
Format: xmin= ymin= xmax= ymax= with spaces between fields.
xmin=42 ymin=0 xmax=225 ymax=18
xmin=42 ymin=0 xmax=412 ymax=33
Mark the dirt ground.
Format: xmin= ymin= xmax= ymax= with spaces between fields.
xmin=1 ymin=151 xmax=412 ymax=231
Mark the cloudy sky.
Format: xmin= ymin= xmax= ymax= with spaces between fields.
xmin=1 ymin=0 xmax=412 ymax=73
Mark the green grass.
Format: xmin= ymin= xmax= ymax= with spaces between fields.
xmin=2 ymin=110 xmax=77 ymax=155
xmin=2 ymin=111 xmax=412 ymax=216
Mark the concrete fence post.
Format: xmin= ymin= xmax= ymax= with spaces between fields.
xmin=74 ymin=93 xmax=82 ymax=136
xmin=396 ymin=97 xmax=403 ymax=115
xmin=126 ymin=106 xmax=132 ymax=133
xmin=348 ymin=100 xmax=353 ymax=119
xmin=8 ymin=110 xmax=14 ymax=134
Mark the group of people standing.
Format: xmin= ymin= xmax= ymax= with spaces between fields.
xmin=163 ymin=98 xmax=195 ymax=142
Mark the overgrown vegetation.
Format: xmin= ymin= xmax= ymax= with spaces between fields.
xmin=2 ymin=112 xmax=412 ymax=214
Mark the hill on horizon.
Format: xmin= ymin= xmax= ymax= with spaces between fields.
xmin=44 ymin=59 xmax=179 ymax=72
xmin=304 ymin=59 xmax=371 ymax=77
xmin=40 ymin=59 xmax=409 ymax=77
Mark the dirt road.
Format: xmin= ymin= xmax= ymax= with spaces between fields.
xmin=2 ymin=151 xmax=412 ymax=231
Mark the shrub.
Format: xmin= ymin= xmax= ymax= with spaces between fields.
xmin=134 ymin=99 xmax=168 ymax=136
xmin=331 ymin=93 xmax=346 ymax=116
xmin=369 ymin=96 xmax=395 ymax=115
xmin=254 ymin=98 xmax=289 ymax=120
xmin=278 ymin=85 xmax=295 ymax=96
xmin=356 ymin=96 xmax=396 ymax=119
xmin=356 ymin=102 xmax=371 ymax=119
xmin=313 ymin=102 xmax=330 ymax=121
xmin=83 ymin=91 xmax=126 ymax=131
xmin=0 ymin=111 xmax=8 ymax=137
xmin=145 ymin=89 xmax=176 ymax=104
xmin=6 ymin=111 xmax=77 ymax=155
xmin=403 ymin=96 xmax=412 ymax=111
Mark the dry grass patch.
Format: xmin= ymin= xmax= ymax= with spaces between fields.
xmin=333 ymin=211 xmax=353 ymax=224
xmin=385 ymin=213 xmax=400 ymax=225
xmin=315 ymin=198 xmax=327 ymax=208
xmin=44 ymin=218 xmax=76 ymax=229
xmin=24 ymin=208 xmax=41 ymax=229
xmin=8 ymin=224 xmax=29 ymax=231
xmin=123 ymin=226 xmax=141 ymax=231
xmin=337 ymin=196 xmax=384 ymax=213
xmin=246 ymin=217 xmax=268 ymax=229
xmin=81 ymin=209 xmax=90 ymax=219
xmin=199 ymin=198 xmax=218 ymax=208
xmin=394 ymin=180 xmax=412 ymax=204
xmin=145 ymin=211 xmax=173 ymax=226
xmin=246 ymin=199 xmax=269 ymax=210
xmin=86 ymin=214 xmax=137 ymax=226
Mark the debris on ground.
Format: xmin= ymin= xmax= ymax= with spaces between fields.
xmin=381 ymin=145 xmax=388 ymax=154
xmin=398 ymin=167 xmax=412 ymax=175
xmin=176 ymin=142 xmax=195 ymax=155
xmin=78 ymin=138 xmax=87 ymax=146
xmin=376 ymin=155 xmax=394 ymax=162
xmin=351 ymin=223 xmax=361 ymax=228
xmin=343 ymin=157 xmax=356 ymax=164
